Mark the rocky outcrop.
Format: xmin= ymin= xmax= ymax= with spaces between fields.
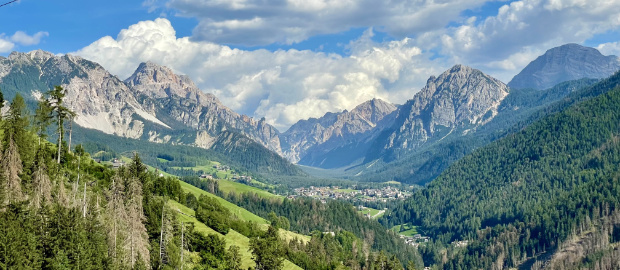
xmin=281 ymin=98 xmax=397 ymax=163
xmin=508 ymin=44 xmax=620 ymax=90
xmin=0 ymin=51 xmax=282 ymax=154
xmin=1 ymin=50 xmax=168 ymax=139
xmin=125 ymin=62 xmax=283 ymax=154
xmin=369 ymin=65 xmax=509 ymax=161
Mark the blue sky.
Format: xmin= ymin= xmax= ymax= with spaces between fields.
xmin=2 ymin=0 xmax=620 ymax=130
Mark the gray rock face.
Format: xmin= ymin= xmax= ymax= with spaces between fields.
xmin=370 ymin=65 xmax=509 ymax=161
xmin=281 ymin=98 xmax=397 ymax=163
xmin=1 ymin=50 xmax=167 ymax=139
xmin=508 ymin=43 xmax=620 ymax=90
xmin=0 ymin=51 xmax=282 ymax=155
xmin=125 ymin=62 xmax=283 ymax=154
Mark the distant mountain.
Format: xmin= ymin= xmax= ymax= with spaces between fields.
xmin=281 ymin=98 xmax=397 ymax=166
xmin=0 ymin=50 xmax=300 ymax=176
xmin=367 ymin=64 xmax=509 ymax=162
xmin=508 ymin=43 xmax=620 ymax=90
xmin=125 ymin=61 xmax=283 ymax=154
xmin=382 ymin=70 xmax=620 ymax=269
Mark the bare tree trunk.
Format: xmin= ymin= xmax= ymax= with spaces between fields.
xmin=181 ymin=222 xmax=184 ymax=270
xmin=57 ymin=114 xmax=62 ymax=164
xmin=82 ymin=181 xmax=87 ymax=218
xmin=159 ymin=201 xmax=166 ymax=265
xmin=68 ymin=118 xmax=73 ymax=153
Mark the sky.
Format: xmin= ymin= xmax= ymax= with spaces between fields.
xmin=1 ymin=0 xmax=620 ymax=131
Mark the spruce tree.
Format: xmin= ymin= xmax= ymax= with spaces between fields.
xmin=125 ymin=175 xmax=150 ymax=268
xmin=44 ymin=86 xmax=75 ymax=164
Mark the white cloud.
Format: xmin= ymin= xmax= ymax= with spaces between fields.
xmin=0 ymin=37 xmax=14 ymax=53
xmin=74 ymin=0 xmax=620 ymax=129
xmin=74 ymin=18 xmax=442 ymax=130
xmin=0 ymin=31 xmax=49 ymax=53
xmin=597 ymin=42 xmax=620 ymax=56
xmin=165 ymin=0 xmax=489 ymax=46
xmin=422 ymin=0 xmax=620 ymax=81
xmin=10 ymin=31 xmax=49 ymax=46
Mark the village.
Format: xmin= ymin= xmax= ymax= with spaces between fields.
xmin=290 ymin=185 xmax=412 ymax=203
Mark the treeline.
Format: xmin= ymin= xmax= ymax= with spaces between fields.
xmin=380 ymin=72 xmax=620 ymax=269
xmin=181 ymin=176 xmax=423 ymax=269
xmin=75 ymin=125 xmax=305 ymax=179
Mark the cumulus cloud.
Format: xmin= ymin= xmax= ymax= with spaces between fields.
xmin=422 ymin=0 xmax=620 ymax=81
xmin=597 ymin=42 xmax=620 ymax=57
xmin=0 ymin=31 xmax=48 ymax=53
xmin=74 ymin=18 xmax=442 ymax=130
xmin=74 ymin=0 xmax=620 ymax=129
xmin=165 ymin=0 xmax=489 ymax=46
xmin=10 ymin=31 xmax=49 ymax=46
xmin=0 ymin=37 xmax=14 ymax=53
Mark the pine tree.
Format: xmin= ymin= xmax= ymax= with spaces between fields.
xmin=227 ymin=245 xmax=242 ymax=270
xmin=2 ymin=135 xmax=23 ymax=204
xmin=125 ymin=176 xmax=150 ymax=268
xmin=250 ymin=225 xmax=284 ymax=270
xmin=44 ymin=86 xmax=75 ymax=164
xmin=0 ymin=94 xmax=31 ymax=205
xmin=3 ymin=94 xmax=32 ymax=167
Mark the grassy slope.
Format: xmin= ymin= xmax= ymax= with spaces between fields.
xmin=359 ymin=207 xmax=381 ymax=216
xmin=168 ymin=200 xmax=303 ymax=270
xmin=178 ymin=180 xmax=309 ymax=243
xmin=216 ymin=179 xmax=281 ymax=200
xmin=179 ymin=180 xmax=267 ymax=224
xmin=390 ymin=224 xmax=419 ymax=237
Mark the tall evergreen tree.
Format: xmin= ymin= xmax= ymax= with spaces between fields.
xmin=44 ymin=86 xmax=75 ymax=164
xmin=250 ymin=225 xmax=284 ymax=270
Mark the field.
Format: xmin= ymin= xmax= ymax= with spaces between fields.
xmin=390 ymin=224 xmax=419 ymax=237
xmin=216 ymin=179 xmax=281 ymax=200
xmin=170 ymin=160 xmax=235 ymax=179
xmin=358 ymin=207 xmax=385 ymax=219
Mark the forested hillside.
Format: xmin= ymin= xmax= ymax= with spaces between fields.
xmin=381 ymin=71 xmax=620 ymax=269
xmin=353 ymin=78 xmax=599 ymax=185
xmin=182 ymin=176 xmax=423 ymax=268
xmin=0 ymin=86 xmax=418 ymax=269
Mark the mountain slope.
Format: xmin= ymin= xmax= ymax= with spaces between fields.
xmin=508 ymin=43 xmax=620 ymax=90
xmin=0 ymin=50 xmax=169 ymax=138
xmin=0 ymin=51 xmax=299 ymax=176
xmin=352 ymin=78 xmax=598 ymax=184
xmin=125 ymin=62 xmax=282 ymax=154
xmin=281 ymin=98 xmax=397 ymax=167
xmin=381 ymin=71 xmax=620 ymax=268
xmin=367 ymin=64 xmax=509 ymax=163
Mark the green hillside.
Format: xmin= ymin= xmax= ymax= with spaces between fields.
xmin=179 ymin=180 xmax=268 ymax=224
xmin=381 ymin=72 xmax=620 ymax=269
xmin=167 ymin=200 xmax=303 ymax=270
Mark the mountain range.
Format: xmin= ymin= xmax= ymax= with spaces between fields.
xmin=1 ymin=43 xmax=618 ymax=183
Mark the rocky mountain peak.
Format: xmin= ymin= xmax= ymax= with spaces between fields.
xmin=508 ymin=43 xmax=620 ymax=90
xmin=350 ymin=98 xmax=397 ymax=124
xmin=281 ymin=98 xmax=397 ymax=163
xmin=7 ymin=50 xmax=56 ymax=64
xmin=369 ymin=65 xmax=509 ymax=160
xmin=125 ymin=61 xmax=205 ymax=100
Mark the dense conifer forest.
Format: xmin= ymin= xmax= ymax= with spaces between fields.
xmin=381 ymin=72 xmax=620 ymax=269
